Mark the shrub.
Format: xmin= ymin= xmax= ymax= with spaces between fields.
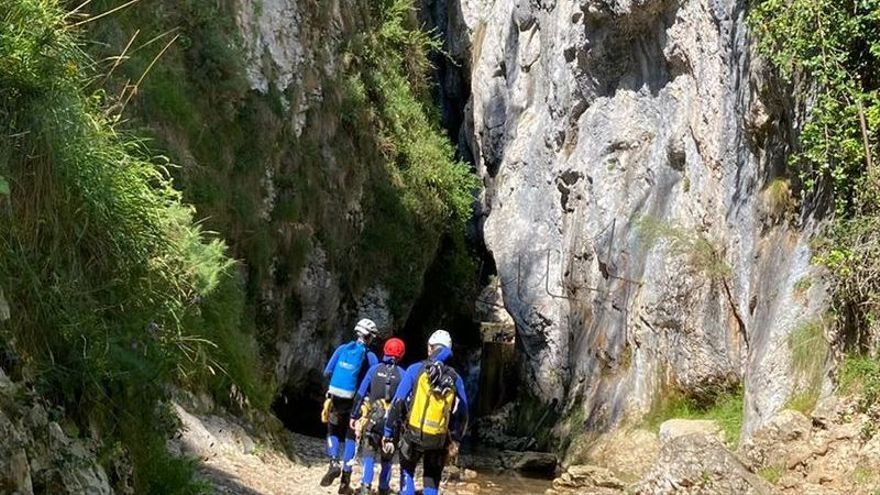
xmin=0 ymin=0 xmax=265 ymax=490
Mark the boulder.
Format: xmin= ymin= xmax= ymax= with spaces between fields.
xmin=636 ymin=433 xmax=775 ymax=495
xmin=171 ymin=402 xmax=257 ymax=459
xmin=659 ymin=419 xmax=723 ymax=444
xmin=566 ymin=465 xmax=625 ymax=489
xmin=500 ymin=450 xmax=558 ymax=474
xmin=579 ymin=428 xmax=661 ymax=482
xmin=740 ymin=409 xmax=812 ymax=469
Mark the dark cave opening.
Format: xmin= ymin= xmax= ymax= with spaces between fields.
xmin=272 ymin=369 xmax=327 ymax=438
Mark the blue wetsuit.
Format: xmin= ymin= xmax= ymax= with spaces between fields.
xmin=322 ymin=340 xmax=377 ymax=470
xmin=384 ymin=346 xmax=468 ymax=495
xmin=351 ymin=356 xmax=405 ymax=491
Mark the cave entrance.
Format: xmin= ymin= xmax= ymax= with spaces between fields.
xmin=272 ymin=369 xmax=327 ymax=438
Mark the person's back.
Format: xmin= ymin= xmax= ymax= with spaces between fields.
xmin=350 ymin=337 xmax=406 ymax=495
xmin=383 ymin=330 xmax=468 ymax=495
xmin=320 ymin=319 xmax=379 ymax=493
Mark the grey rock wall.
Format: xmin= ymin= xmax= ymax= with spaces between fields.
xmin=458 ymin=0 xmax=828 ymax=437
xmin=235 ymin=0 xmax=394 ymax=392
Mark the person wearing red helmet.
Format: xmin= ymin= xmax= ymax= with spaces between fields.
xmin=348 ymin=337 xmax=407 ymax=495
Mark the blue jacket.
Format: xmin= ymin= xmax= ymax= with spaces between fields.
xmin=350 ymin=356 xmax=405 ymax=420
xmin=383 ymin=346 xmax=469 ymax=441
xmin=323 ymin=340 xmax=378 ymax=398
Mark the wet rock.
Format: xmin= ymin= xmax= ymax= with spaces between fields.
xmin=567 ymin=465 xmax=625 ymax=489
xmin=356 ymin=285 xmax=393 ymax=337
xmin=476 ymin=279 xmax=516 ymax=327
xmin=274 ymin=246 xmax=343 ymax=390
xmin=501 ymin=450 xmax=558 ymax=474
xmin=636 ymin=433 xmax=774 ymax=494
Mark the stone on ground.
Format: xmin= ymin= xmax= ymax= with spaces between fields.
xmin=659 ymin=419 xmax=724 ymax=444
xmin=636 ymin=433 xmax=774 ymax=495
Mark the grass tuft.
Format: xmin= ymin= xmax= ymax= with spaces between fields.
xmin=758 ymin=464 xmax=785 ymax=484
xmin=643 ymin=387 xmax=745 ymax=447
xmin=636 ymin=216 xmax=731 ymax=280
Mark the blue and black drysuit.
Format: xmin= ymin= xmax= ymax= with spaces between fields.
xmin=350 ymin=356 xmax=405 ymax=492
xmin=323 ymin=340 xmax=378 ymax=472
xmin=383 ymin=346 xmax=468 ymax=495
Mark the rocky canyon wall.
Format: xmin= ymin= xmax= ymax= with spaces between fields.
xmin=451 ymin=0 xmax=828 ymax=438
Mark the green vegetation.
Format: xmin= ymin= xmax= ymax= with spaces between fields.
xmin=751 ymin=1 xmax=880 ymax=359
xmin=838 ymin=354 xmax=880 ymax=410
xmin=643 ymin=387 xmax=745 ymax=446
xmin=636 ymin=216 xmax=731 ymax=280
xmin=793 ymin=275 xmax=813 ymax=299
xmin=347 ymin=0 xmax=479 ymax=314
xmin=1 ymin=0 xmax=474 ymax=491
xmin=88 ymin=0 xmax=477 ymax=332
xmin=852 ymin=465 xmax=877 ymax=486
xmin=750 ymin=0 xmax=880 ymax=213
xmin=785 ymin=319 xmax=827 ymax=413
xmin=763 ymin=177 xmax=794 ymax=216
xmin=758 ymin=464 xmax=785 ymax=484
xmin=0 ymin=0 xmax=269 ymax=491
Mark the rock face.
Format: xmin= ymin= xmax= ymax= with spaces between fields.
xmin=452 ymin=0 xmax=828 ymax=437
xmin=0 ymin=371 xmax=112 ymax=495
xmin=234 ymin=0 xmax=402 ymax=395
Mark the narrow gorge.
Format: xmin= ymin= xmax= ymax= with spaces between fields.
xmin=3 ymin=0 xmax=880 ymax=494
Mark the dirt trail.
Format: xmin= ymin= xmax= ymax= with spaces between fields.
xmin=197 ymin=431 xmax=551 ymax=495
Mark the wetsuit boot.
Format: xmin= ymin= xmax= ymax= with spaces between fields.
xmin=320 ymin=459 xmax=341 ymax=487
xmin=338 ymin=471 xmax=353 ymax=494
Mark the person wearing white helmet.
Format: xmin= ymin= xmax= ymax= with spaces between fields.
xmin=382 ymin=329 xmax=469 ymax=495
xmin=320 ymin=318 xmax=379 ymax=493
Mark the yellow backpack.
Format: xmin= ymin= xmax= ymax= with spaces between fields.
xmin=406 ymin=361 xmax=456 ymax=449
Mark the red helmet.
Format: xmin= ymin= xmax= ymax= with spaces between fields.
xmin=383 ymin=338 xmax=406 ymax=361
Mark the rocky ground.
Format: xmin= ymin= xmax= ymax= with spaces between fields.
xmin=546 ymin=395 xmax=880 ymax=495
xmin=173 ymin=398 xmax=553 ymax=495
xmin=6 ymin=359 xmax=880 ymax=495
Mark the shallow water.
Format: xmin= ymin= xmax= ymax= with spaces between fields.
xmin=468 ymin=471 xmax=553 ymax=494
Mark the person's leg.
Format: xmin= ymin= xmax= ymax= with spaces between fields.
xmin=422 ymin=448 xmax=447 ymax=495
xmin=335 ymin=399 xmax=356 ymax=494
xmin=326 ymin=422 xmax=341 ymax=458
xmin=336 ymin=398 xmax=355 ymax=471
xmin=320 ymin=399 xmax=346 ymax=486
xmin=360 ymin=436 xmax=377 ymax=489
xmin=377 ymin=449 xmax=393 ymax=492
xmin=398 ymin=438 xmax=421 ymax=495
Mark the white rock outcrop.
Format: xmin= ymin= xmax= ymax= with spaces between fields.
xmin=458 ymin=0 xmax=827 ymax=436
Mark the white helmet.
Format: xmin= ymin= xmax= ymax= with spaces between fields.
xmin=354 ymin=318 xmax=378 ymax=338
xmin=428 ymin=329 xmax=452 ymax=349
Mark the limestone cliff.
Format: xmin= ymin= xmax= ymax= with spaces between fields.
xmin=450 ymin=0 xmax=828 ymax=439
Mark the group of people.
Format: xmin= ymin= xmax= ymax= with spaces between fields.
xmin=319 ymin=318 xmax=469 ymax=495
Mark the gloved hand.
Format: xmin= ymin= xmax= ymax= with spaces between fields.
xmin=382 ymin=437 xmax=395 ymax=455
xmin=447 ymin=440 xmax=460 ymax=460
xmin=320 ymin=397 xmax=332 ymax=424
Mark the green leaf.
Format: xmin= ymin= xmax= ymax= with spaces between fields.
xmin=0 ymin=177 xmax=9 ymax=196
